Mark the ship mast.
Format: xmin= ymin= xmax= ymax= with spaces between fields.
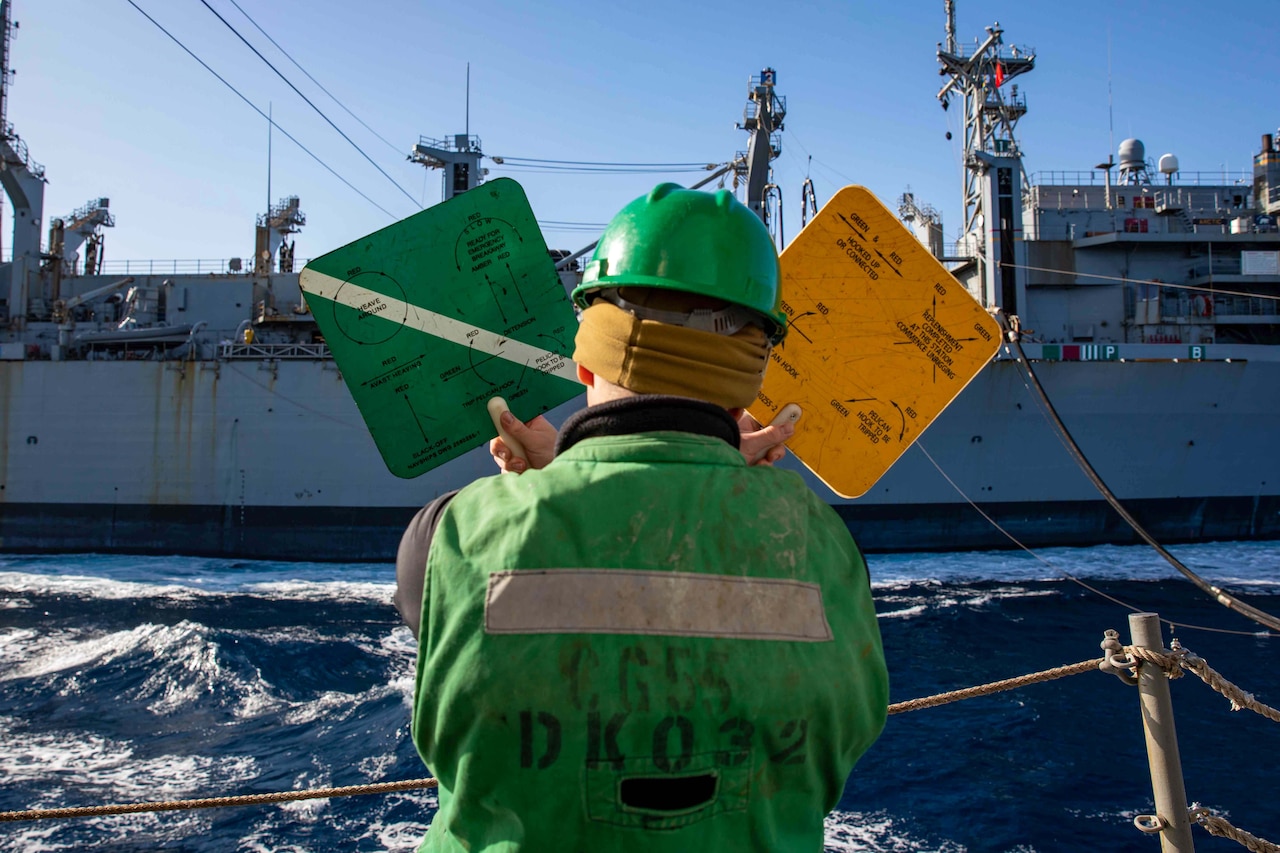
xmin=737 ymin=68 xmax=785 ymax=233
xmin=936 ymin=9 xmax=1034 ymax=313
xmin=0 ymin=0 xmax=47 ymax=329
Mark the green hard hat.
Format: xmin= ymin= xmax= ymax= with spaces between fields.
xmin=573 ymin=183 xmax=788 ymax=343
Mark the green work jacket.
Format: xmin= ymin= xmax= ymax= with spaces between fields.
xmin=411 ymin=399 xmax=888 ymax=852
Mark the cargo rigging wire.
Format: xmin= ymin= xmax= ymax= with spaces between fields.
xmin=914 ymin=439 xmax=1274 ymax=639
xmin=195 ymin=0 xmax=422 ymax=210
xmin=124 ymin=0 xmax=398 ymax=220
xmin=994 ymin=308 xmax=1280 ymax=634
xmin=1004 ymin=262 xmax=1280 ymax=304
xmin=127 ymin=2 xmax=729 ymax=229
xmin=221 ymin=0 xmax=406 ymax=160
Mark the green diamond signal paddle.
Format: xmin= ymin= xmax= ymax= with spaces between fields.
xmin=299 ymin=178 xmax=582 ymax=478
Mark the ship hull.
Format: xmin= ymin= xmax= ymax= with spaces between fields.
xmin=2 ymin=495 xmax=1276 ymax=561
xmin=3 ymin=348 xmax=1278 ymax=559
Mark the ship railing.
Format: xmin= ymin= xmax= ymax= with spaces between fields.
xmin=1 ymin=126 xmax=45 ymax=179
xmin=65 ymin=258 xmax=313 ymax=276
xmin=1133 ymin=289 xmax=1279 ymax=323
xmin=417 ymin=133 xmax=481 ymax=152
xmin=1152 ymin=186 xmax=1255 ymax=214
xmin=1213 ymin=294 xmax=1279 ymax=318
xmin=1188 ymin=259 xmax=1245 ymax=279
xmin=946 ymin=235 xmax=980 ymax=263
xmin=218 ymin=341 xmax=331 ymax=360
xmin=1030 ymin=169 xmax=1253 ymax=188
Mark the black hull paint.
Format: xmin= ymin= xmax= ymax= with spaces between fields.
xmin=2 ymin=496 xmax=1277 ymax=561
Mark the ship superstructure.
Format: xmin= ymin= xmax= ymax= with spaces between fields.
xmin=1 ymin=1 xmax=1277 ymax=559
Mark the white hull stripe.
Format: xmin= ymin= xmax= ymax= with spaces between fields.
xmin=300 ymin=268 xmax=579 ymax=382
xmin=484 ymin=569 xmax=832 ymax=641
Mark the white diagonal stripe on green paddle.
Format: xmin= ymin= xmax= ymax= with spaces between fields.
xmin=303 ymin=268 xmax=579 ymax=383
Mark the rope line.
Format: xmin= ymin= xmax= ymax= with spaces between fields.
xmin=1191 ymin=806 xmax=1280 ymax=853
xmin=888 ymin=658 xmax=1101 ymax=715
xmin=918 ymin=357 xmax=1272 ymax=639
xmin=1006 ymin=262 xmax=1280 ymax=303
xmin=0 ymin=778 xmax=438 ymax=823
xmin=1127 ymin=646 xmax=1280 ymax=723
xmin=0 ymin=660 xmax=1110 ymax=823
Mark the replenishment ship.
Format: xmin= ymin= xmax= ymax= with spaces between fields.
xmin=1 ymin=2 xmax=1276 ymax=558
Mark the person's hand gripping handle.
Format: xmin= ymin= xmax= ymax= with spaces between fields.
xmin=487 ymin=397 xmax=559 ymax=473
xmin=487 ymin=397 xmax=528 ymax=466
xmin=739 ymin=403 xmax=802 ymax=466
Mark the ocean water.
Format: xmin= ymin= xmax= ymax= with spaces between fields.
xmin=1 ymin=541 xmax=1276 ymax=852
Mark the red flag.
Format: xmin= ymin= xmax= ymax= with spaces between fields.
xmin=994 ymin=62 xmax=1005 ymax=87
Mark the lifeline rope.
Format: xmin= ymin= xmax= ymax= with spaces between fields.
xmin=0 ymin=660 xmax=1108 ymax=824
xmin=887 ymin=658 xmax=1101 ymax=715
xmin=1191 ymin=806 xmax=1280 ymax=853
xmin=0 ymin=778 xmax=437 ymax=823
xmin=1125 ymin=645 xmax=1280 ymax=723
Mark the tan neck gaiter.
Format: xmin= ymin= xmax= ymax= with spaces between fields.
xmin=572 ymin=302 xmax=770 ymax=409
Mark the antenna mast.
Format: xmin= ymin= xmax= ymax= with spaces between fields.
xmin=936 ymin=19 xmax=1034 ymax=236
xmin=935 ymin=5 xmax=1034 ymax=312
xmin=267 ymin=102 xmax=273 ymax=223
xmin=736 ymin=68 xmax=786 ymax=228
xmin=0 ymin=0 xmax=48 ymax=328
xmin=944 ymin=0 xmax=956 ymax=54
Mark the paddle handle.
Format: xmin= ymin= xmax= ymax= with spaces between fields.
xmin=770 ymin=403 xmax=802 ymax=428
xmin=487 ymin=397 xmax=527 ymax=462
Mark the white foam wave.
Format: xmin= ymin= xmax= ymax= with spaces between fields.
xmin=824 ymin=809 xmax=967 ymax=851
xmin=241 ymin=578 xmax=394 ymax=603
xmin=0 ymin=621 xmax=287 ymax=720
xmin=366 ymin=822 xmax=434 ymax=852
xmin=0 ymin=568 xmax=399 ymax=607
xmin=877 ymin=604 xmax=927 ymax=620
xmin=1 ymin=810 xmax=213 ymax=852
xmin=0 ymin=570 xmax=200 ymax=601
xmin=874 ymin=584 xmax=1058 ymax=621
xmin=0 ymin=714 xmax=258 ymax=793
xmin=5 ymin=542 xmax=1276 ymax=606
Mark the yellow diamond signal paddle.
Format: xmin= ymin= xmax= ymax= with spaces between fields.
xmin=748 ymin=185 xmax=1002 ymax=498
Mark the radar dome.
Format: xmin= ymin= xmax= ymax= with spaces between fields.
xmin=1118 ymin=138 xmax=1146 ymax=170
xmin=1158 ymin=153 xmax=1179 ymax=175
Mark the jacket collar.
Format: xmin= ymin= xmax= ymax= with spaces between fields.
xmin=554 ymin=395 xmax=740 ymax=456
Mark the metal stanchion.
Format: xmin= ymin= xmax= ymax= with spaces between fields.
xmin=1130 ymin=612 xmax=1195 ymax=852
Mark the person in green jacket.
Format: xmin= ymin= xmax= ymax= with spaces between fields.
xmin=395 ymin=183 xmax=888 ymax=852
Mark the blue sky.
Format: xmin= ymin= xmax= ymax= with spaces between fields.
xmin=8 ymin=0 xmax=1278 ymax=265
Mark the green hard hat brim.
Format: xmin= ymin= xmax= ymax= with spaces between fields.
xmin=571 ymin=183 xmax=789 ymax=344
xmin=576 ymin=269 xmax=788 ymax=344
